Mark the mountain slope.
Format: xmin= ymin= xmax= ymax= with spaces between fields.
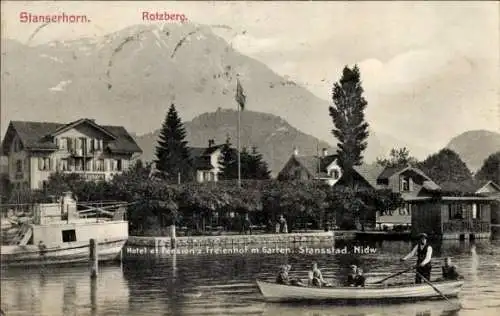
xmin=2 ymin=24 xmax=390 ymax=163
xmin=446 ymin=130 xmax=500 ymax=172
xmin=134 ymin=109 xmax=337 ymax=175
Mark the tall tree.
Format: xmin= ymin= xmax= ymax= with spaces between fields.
xmin=376 ymin=147 xmax=418 ymax=169
xmin=154 ymin=104 xmax=193 ymax=183
xmin=248 ymin=146 xmax=271 ymax=179
xmin=475 ymin=151 xmax=500 ymax=184
xmin=329 ymin=65 xmax=369 ymax=183
xmin=418 ymin=148 xmax=473 ymax=185
xmin=219 ymin=136 xmax=238 ymax=180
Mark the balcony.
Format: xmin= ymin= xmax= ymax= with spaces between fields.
xmin=62 ymin=170 xmax=121 ymax=181
xmin=70 ymin=149 xmax=95 ymax=157
xmin=443 ymin=220 xmax=490 ymax=234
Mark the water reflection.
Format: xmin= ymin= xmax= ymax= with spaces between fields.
xmin=1 ymin=238 xmax=499 ymax=315
xmin=259 ymin=300 xmax=463 ymax=316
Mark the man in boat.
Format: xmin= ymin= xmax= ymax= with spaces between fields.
xmin=400 ymin=232 xmax=433 ymax=284
xmin=442 ymin=257 xmax=463 ymax=280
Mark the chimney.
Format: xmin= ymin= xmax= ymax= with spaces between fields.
xmin=208 ymin=139 xmax=215 ymax=148
xmin=322 ymin=148 xmax=328 ymax=157
xmin=293 ymin=147 xmax=299 ymax=156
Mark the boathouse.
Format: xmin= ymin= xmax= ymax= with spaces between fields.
xmin=410 ymin=194 xmax=493 ymax=240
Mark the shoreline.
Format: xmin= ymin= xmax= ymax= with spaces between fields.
xmin=127 ymin=231 xmax=335 ymax=248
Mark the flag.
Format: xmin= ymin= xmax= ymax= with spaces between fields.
xmin=235 ymin=78 xmax=246 ymax=111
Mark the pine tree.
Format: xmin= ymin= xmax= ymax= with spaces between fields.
xmin=249 ymin=146 xmax=271 ymax=179
xmin=219 ymin=136 xmax=238 ymax=180
xmin=329 ymin=65 xmax=369 ymax=183
xmin=475 ymin=151 xmax=500 ymax=184
xmin=154 ymin=104 xmax=193 ymax=183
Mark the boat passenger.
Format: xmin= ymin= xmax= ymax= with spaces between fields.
xmin=400 ymin=232 xmax=433 ymax=284
xmin=346 ymin=265 xmax=358 ymax=286
xmin=38 ymin=241 xmax=47 ymax=256
xmin=442 ymin=257 xmax=462 ymax=280
xmin=276 ymin=264 xmax=305 ymax=286
xmin=354 ymin=268 xmax=366 ymax=287
xmin=276 ymin=264 xmax=291 ymax=284
xmin=310 ymin=262 xmax=329 ymax=287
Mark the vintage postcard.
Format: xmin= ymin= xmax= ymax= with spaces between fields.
xmin=1 ymin=1 xmax=499 ymax=316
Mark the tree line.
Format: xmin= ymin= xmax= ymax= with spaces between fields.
xmin=376 ymin=147 xmax=500 ymax=190
xmin=23 ymin=167 xmax=404 ymax=235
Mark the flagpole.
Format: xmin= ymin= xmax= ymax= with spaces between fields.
xmin=237 ymin=95 xmax=241 ymax=188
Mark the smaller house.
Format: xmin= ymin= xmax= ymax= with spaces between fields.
xmin=277 ymin=148 xmax=342 ymax=186
xmin=189 ymin=139 xmax=234 ymax=183
xmin=352 ymin=164 xmax=441 ymax=229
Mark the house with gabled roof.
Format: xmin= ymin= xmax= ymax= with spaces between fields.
xmin=189 ymin=139 xmax=228 ymax=183
xmin=1 ymin=119 xmax=142 ymax=190
xmin=352 ymin=163 xmax=494 ymax=239
xmin=350 ymin=164 xmax=441 ymax=228
xmin=277 ymin=148 xmax=343 ymax=186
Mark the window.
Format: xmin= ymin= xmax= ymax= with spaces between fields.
xmin=95 ymin=159 xmax=105 ymax=171
xmin=60 ymin=138 xmax=68 ymax=150
xmin=62 ymin=229 xmax=77 ymax=242
xmin=13 ymin=138 xmax=23 ymax=152
xmin=79 ymin=137 xmax=86 ymax=151
xmin=60 ymin=159 xmax=69 ymax=171
xmin=400 ymin=203 xmax=412 ymax=216
xmin=16 ymin=160 xmax=23 ymax=173
xmin=86 ymin=159 xmax=92 ymax=171
xmin=38 ymin=157 xmax=51 ymax=171
xmin=329 ymin=169 xmax=340 ymax=179
xmin=448 ymin=204 xmax=464 ymax=220
xmin=75 ymin=158 xmax=83 ymax=171
xmin=401 ymin=177 xmax=410 ymax=191
xmin=472 ymin=204 xmax=482 ymax=220
xmin=111 ymin=159 xmax=122 ymax=171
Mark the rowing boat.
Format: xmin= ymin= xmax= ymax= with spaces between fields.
xmin=256 ymin=279 xmax=464 ymax=303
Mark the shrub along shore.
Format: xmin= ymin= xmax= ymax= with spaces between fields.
xmin=3 ymin=163 xmax=405 ymax=236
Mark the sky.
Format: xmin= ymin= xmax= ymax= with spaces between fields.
xmin=1 ymin=1 xmax=499 ymax=155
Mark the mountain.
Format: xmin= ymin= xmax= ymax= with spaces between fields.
xmin=2 ymin=23 xmax=387 ymax=163
xmin=446 ymin=130 xmax=500 ymax=172
xmin=134 ymin=109 xmax=336 ymax=175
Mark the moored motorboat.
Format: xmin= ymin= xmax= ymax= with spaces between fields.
xmin=1 ymin=192 xmax=128 ymax=267
xmin=256 ymin=279 xmax=464 ymax=303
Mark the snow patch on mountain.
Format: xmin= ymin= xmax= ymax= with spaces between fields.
xmin=49 ymin=80 xmax=72 ymax=92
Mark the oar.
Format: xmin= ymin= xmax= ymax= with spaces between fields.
xmin=369 ymin=265 xmax=414 ymax=284
xmin=416 ymin=271 xmax=462 ymax=309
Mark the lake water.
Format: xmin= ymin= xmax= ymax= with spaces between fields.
xmin=2 ymin=236 xmax=500 ymax=316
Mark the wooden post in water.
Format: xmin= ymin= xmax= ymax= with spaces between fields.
xmin=90 ymin=276 xmax=97 ymax=315
xmin=170 ymin=224 xmax=177 ymax=249
xmin=89 ymin=239 xmax=98 ymax=278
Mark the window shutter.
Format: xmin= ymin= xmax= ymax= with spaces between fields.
xmin=38 ymin=157 xmax=43 ymax=170
xmin=99 ymin=140 xmax=103 ymax=150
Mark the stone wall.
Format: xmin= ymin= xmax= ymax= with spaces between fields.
xmin=128 ymin=232 xmax=334 ymax=248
